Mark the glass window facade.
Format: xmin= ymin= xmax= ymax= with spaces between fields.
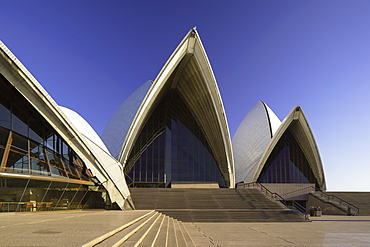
xmin=0 ymin=178 xmax=105 ymax=212
xmin=125 ymin=91 xmax=226 ymax=188
xmin=258 ymin=129 xmax=317 ymax=186
xmin=0 ymin=73 xmax=106 ymax=212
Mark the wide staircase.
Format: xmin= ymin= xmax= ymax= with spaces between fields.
xmin=130 ymin=188 xmax=305 ymax=222
xmin=327 ymin=192 xmax=370 ymax=216
xmin=83 ymin=210 xmax=204 ymax=247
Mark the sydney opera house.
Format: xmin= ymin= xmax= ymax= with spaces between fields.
xmin=0 ymin=29 xmax=331 ymax=214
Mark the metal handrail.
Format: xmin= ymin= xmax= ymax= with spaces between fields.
xmin=240 ymin=182 xmax=308 ymax=218
xmin=291 ymin=200 xmax=307 ymax=216
xmin=310 ymin=187 xmax=359 ymax=216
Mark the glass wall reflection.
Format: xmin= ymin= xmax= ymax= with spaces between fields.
xmin=0 ymin=73 xmax=106 ymax=212
xmin=258 ymin=129 xmax=317 ymax=186
xmin=0 ymin=177 xmax=105 ymax=212
xmin=125 ymin=91 xmax=226 ymax=188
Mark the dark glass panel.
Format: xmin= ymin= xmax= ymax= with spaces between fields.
xmin=147 ymin=146 xmax=153 ymax=182
xmin=0 ymin=127 xmax=9 ymax=148
xmin=6 ymin=151 xmax=28 ymax=173
xmin=134 ymin=165 xmax=139 ymax=184
xmin=258 ymin=129 xmax=316 ymax=185
xmin=28 ymin=120 xmax=43 ymax=143
xmin=61 ymin=141 xmax=69 ymax=160
xmin=0 ymin=74 xmax=93 ymax=184
xmin=140 ymin=151 xmax=146 ymax=182
xmin=0 ymin=102 xmax=11 ymax=129
xmin=0 ymin=149 xmax=4 ymax=168
xmin=0 ymin=74 xmax=12 ymax=128
xmin=0 ymin=178 xmax=31 ymax=205
xmin=126 ymin=170 xmax=133 ymax=186
xmin=0 ymin=178 xmax=105 ymax=212
xmin=73 ymin=155 xmax=89 ymax=180
xmin=30 ymin=158 xmax=49 ymax=176
xmin=46 ymin=149 xmax=67 ymax=177
xmin=29 ymin=140 xmax=49 ymax=176
xmin=11 ymin=132 xmax=28 ymax=153
xmin=63 ymin=158 xmax=79 ymax=179
xmin=62 ymin=157 xmax=73 ymax=175
xmin=5 ymin=132 xmax=29 ymax=173
xmin=12 ymin=114 xmax=28 ymax=139
xmin=27 ymin=180 xmax=53 ymax=205
xmin=30 ymin=141 xmax=46 ymax=161
xmin=45 ymin=134 xmax=58 ymax=152
xmin=126 ymin=90 xmax=226 ymax=188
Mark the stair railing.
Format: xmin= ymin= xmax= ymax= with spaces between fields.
xmin=240 ymin=182 xmax=308 ymax=219
xmin=310 ymin=187 xmax=359 ymax=216
xmin=290 ymin=201 xmax=309 ymax=219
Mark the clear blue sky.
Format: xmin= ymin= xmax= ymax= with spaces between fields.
xmin=1 ymin=1 xmax=370 ymax=191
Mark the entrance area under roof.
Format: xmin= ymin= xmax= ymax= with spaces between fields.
xmin=124 ymin=91 xmax=226 ymax=188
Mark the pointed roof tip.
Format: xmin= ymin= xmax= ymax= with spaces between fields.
xmin=259 ymin=100 xmax=266 ymax=106
xmin=190 ymin=26 xmax=197 ymax=36
xmin=259 ymin=101 xmax=271 ymax=111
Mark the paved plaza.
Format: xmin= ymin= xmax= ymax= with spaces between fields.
xmin=0 ymin=210 xmax=370 ymax=246
xmin=188 ymin=216 xmax=370 ymax=246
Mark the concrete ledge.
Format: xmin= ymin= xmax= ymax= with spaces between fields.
xmin=171 ymin=181 xmax=219 ymax=188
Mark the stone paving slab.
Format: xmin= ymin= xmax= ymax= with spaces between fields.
xmin=182 ymin=215 xmax=370 ymax=246
xmin=1 ymin=212 xmax=370 ymax=246
xmin=0 ymin=210 xmax=152 ymax=246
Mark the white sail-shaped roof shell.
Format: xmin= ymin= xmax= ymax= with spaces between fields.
xmin=60 ymin=107 xmax=110 ymax=153
xmin=255 ymin=106 xmax=326 ymax=190
xmin=101 ymin=81 xmax=152 ymax=159
xmin=60 ymin=107 xmax=133 ymax=208
xmin=117 ymin=29 xmax=235 ymax=187
xmin=232 ymin=101 xmax=281 ymax=183
xmin=0 ymin=41 xmax=133 ymax=209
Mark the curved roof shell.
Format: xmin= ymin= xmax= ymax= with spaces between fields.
xmin=0 ymin=41 xmax=133 ymax=209
xmin=232 ymin=101 xmax=281 ymax=183
xmin=117 ymin=29 xmax=235 ymax=187
xmin=101 ymin=81 xmax=152 ymax=159
xmin=60 ymin=107 xmax=110 ymax=153
xmin=60 ymin=107 xmax=133 ymax=208
xmin=254 ymin=106 xmax=326 ymax=190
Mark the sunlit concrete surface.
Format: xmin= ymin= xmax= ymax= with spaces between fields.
xmin=0 ymin=210 xmax=152 ymax=246
xmin=0 ymin=212 xmax=369 ymax=246
xmin=183 ymin=215 xmax=370 ymax=246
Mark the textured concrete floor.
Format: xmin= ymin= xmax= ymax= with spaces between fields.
xmin=185 ymin=215 xmax=370 ymax=246
xmin=0 ymin=210 xmax=153 ymax=246
xmin=1 ymin=211 xmax=369 ymax=246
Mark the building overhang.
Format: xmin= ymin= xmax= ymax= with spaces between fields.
xmin=0 ymin=41 xmax=132 ymax=209
xmin=253 ymin=106 xmax=326 ymax=190
xmin=119 ymin=29 xmax=235 ymax=187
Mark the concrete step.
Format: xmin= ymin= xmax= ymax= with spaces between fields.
xmin=153 ymin=215 xmax=168 ymax=247
xmin=139 ymin=214 xmax=165 ymax=247
xmin=84 ymin=210 xmax=194 ymax=247
xmin=173 ymin=219 xmax=187 ymax=247
xmin=166 ymin=217 xmax=177 ymax=246
xmin=130 ymin=188 xmax=305 ymax=222
xmin=178 ymin=221 xmax=196 ymax=247
xmin=89 ymin=211 xmax=157 ymax=247
xmin=157 ymin=209 xmax=303 ymax=222
xmin=123 ymin=212 xmax=163 ymax=246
